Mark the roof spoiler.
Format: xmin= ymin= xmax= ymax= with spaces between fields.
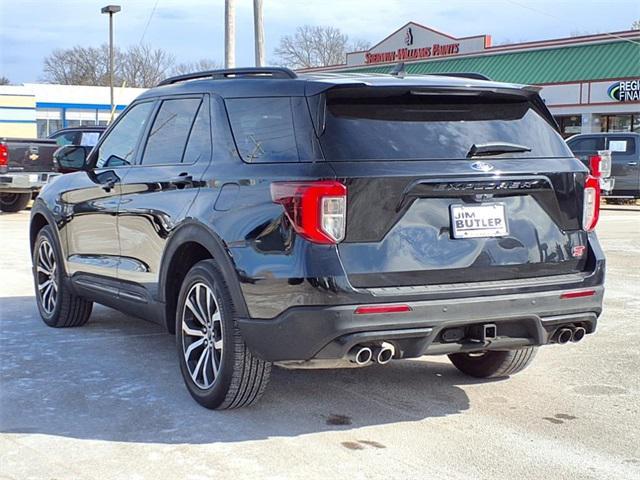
xmin=158 ymin=67 xmax=297 ymax=86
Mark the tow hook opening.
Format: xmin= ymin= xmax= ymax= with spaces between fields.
xmin=468 ymin=323 xmax=498 ymax=343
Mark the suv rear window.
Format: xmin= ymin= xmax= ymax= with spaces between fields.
xmin=319 ymin=93 xmax=570 ymax=161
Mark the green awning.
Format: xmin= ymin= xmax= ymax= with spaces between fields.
xmin=343 ymin=41 xmax=640 ymax=85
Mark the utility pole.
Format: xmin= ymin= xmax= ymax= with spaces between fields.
xmin=225 ymin=0 xmax=236 ymax=68
xmin=253 ymin=0 xmax=264 ymax=67
xmin=101 ymin=5 xmax=121 ymax=121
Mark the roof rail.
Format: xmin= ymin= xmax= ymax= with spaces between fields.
xmin=427 ymin=72 xmax=491 ymax=81
xmin=158 ymin=67 xmax=297 ymax=86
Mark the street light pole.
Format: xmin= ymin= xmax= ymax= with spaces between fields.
xmin=101 ymin=5 xmax=121 ymax=122
xmin=225 ymin=0 xmax=236 ymax=68
xmin=253 ymin=0 xmax=264 ymax=67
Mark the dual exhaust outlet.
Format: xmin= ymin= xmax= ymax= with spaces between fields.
xmin=555 ymin=326 xmax=587 ymax=344
xmin=347 ymin=342 xmax=395 ymax=365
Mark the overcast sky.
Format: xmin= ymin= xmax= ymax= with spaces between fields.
xmin=1 ymin=0 xmax=638 ymax=83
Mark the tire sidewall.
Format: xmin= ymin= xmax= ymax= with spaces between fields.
xmin=0 ymin=192 xmax=30 ymax=212
xmin=175 ymin=261 xmax=236 ymax=408
xmin=33 ymin=226 xmax=64 ymax=326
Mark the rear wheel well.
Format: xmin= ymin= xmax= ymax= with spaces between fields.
xmin=30 ymin=213 xmax=49 ymax=254
xmin=164 ymin=241 xmax=212 ymax=334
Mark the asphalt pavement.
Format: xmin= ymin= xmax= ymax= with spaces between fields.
xmin=0 ymin=206 xmax=638 ymax=480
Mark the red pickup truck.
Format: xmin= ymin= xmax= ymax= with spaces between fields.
xmin=0 ymin=126 xmax=104 ymax=212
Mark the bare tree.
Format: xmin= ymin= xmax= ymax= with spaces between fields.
xmin=120 ymin=44 xmax=175 ymax=87
xmin=0 ymin=76 xmax=10 ymax=85
xmin=274 ymin=25 xmax=369 ymax=69
xmin=172 ymin=59 xmax=222 ymax=76
xmin=43 ymin=44 xmax=120 ymax=86
xmin=42 ymin=44 xmax=179 ymax=87
xmin=632 ymin=19 xmax=640 ymax=30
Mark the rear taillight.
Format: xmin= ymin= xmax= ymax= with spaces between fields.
xmin=271 ymin=180 xmax=347 ymax=244
xmin=582 ymin=175 xmax=600 ymax=231
xmin=597 ymin=150 xmax=612 ymax=178
xmin=588 ymin=155 xmax=602 ymax=177
xmin=0 ymin=142 xmax=8 ymax=167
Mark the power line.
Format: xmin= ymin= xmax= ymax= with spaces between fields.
xmin=139 ymin=0 xmax=161 ymax=45
xmin=503 ymin=0 xmax=640 ymax=46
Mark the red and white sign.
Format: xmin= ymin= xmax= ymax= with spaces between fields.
xmin=347 ymin=22 xmax=491 ymax=67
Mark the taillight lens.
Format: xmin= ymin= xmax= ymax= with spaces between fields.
xmin=271 ymin=180 xmax=347 ymax=244
xmin=598 ymin=151 xmax=612 ymax=178
xmin=588 ymin=155 xmax=601 ymax=177
xmin=0 ymin=142 xmax=8 ymax=167
xmin=583 ymin=175 xmax=600 ymax=231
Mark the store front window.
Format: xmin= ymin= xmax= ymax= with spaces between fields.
xmin=554 ymin=115 xmax=582 ymax=137
xmin=36 ymin=108 xmax=62 ymax=138
xmin=599 ymin=114 xmax=639 ymax=133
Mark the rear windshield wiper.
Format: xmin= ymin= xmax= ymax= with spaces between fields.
xmin=467 ymin=142 xmax=531 ymax=158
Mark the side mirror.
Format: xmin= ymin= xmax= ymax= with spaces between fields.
xmin=53 ymin=145 xmax=91 ymax=173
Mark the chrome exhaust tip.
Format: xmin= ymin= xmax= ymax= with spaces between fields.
xmin=571 ymin=326 xmax=586 ymax=343
xmin=556 ymin=328 xmax=573 ymax=345
xmin=348 ymin=346 xmax=373 ymax=365
xmin=375 ymin=342 xmax=395 ymax=365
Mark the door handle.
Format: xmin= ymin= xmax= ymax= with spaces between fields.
xmin=169 ymin=174 xmax=193 ymax=187
xmin=628 ymin=162 xmax=638 ymax=166
xmin=101 ymin=179 xmax=117 ymax=192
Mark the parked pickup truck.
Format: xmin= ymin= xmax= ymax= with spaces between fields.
xmin=0 ymin=126 xmax=105 ymax=212
xmin=567 ymin=132 xmax=640 ymax=200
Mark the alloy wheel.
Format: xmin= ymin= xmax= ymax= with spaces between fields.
xmin=37 ymin=240 xmax=58 ymax=315
xmin=181 ymin=282 xmax=224 ymax=389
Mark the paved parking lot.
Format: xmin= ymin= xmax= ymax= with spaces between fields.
xmin=1 ymin=207 xmax=639 ymax=480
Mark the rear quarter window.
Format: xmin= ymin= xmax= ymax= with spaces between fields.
xmin=226 ymin=97 xmax=298 ymax=163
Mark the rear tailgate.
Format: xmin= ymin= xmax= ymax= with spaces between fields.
xmin=3 ymin=138 xmax=58 ymax=173
xmin=318 ymin=86 xmax=590 ymax=288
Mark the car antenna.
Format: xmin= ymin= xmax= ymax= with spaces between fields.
xmin=389 ymin=62 xmax=406 ymax=78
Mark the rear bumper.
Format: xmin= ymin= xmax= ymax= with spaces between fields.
xmin=238 ymin=285 xmax=604 ymax=362
xmin=0 ymin=172 xmax=59 ymax=193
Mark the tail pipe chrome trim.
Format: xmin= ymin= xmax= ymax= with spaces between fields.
xmin=373 ymin=342 xmax=395 ymax=364
xmin=347 ymin=346 xmax=373 ymax=365
xmin=571 ymin=326 xmax=586 ymax=343
xmin=555 ymin=328 xmax=573 ymax=345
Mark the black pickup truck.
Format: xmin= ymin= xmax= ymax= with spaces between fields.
xmin=567 ymin=132 xmax=640 ymax=200
xmin=0 ymin=126 xmax=105 ymax=212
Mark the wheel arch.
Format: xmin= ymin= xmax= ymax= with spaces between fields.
xmin=29 ymin=203 xmax=64 ymax=263
xmin=159 ymin=221 xmax=249 ymax=334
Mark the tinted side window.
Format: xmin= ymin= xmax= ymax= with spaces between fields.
xmin=53 ymin=131 xmax=79 ymax=146
xmin=568 ymin=137 xmax=605 ymax=153
xmin=183 ymin=99 xmax=211 ymax=164
xmin=141 ymin=98 xmax=201 ymax=166
xmin=97 ymin=102 xmax=154 ymax=168
xmin=226 ymin=97 xmax=298 ymax=163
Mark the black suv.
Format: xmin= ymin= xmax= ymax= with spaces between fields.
xmin=30 ymin=68 xmax=605 ymax=409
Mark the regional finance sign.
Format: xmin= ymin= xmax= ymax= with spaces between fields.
xmin=608 ymin=80 xmax=640 ymax=102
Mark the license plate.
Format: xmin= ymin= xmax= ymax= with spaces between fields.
xmin=450 ymin=203 xmax=508 ymax=239
xmin=29 ymin=174 xmax=39 ymax=183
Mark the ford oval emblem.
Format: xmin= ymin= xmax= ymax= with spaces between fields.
xmin=470 ymin=161 xmax=494 ymax=172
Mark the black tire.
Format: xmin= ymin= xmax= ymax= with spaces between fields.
xmin=0 ymin=192 xmax=31 ymax=212
xmin=176 ymin=259 xmax=271 ymax=409
xmin=448 ymin=347 xmax=537 ymax=379
xmin=33 ymin=226 xmax=93 ymax=327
